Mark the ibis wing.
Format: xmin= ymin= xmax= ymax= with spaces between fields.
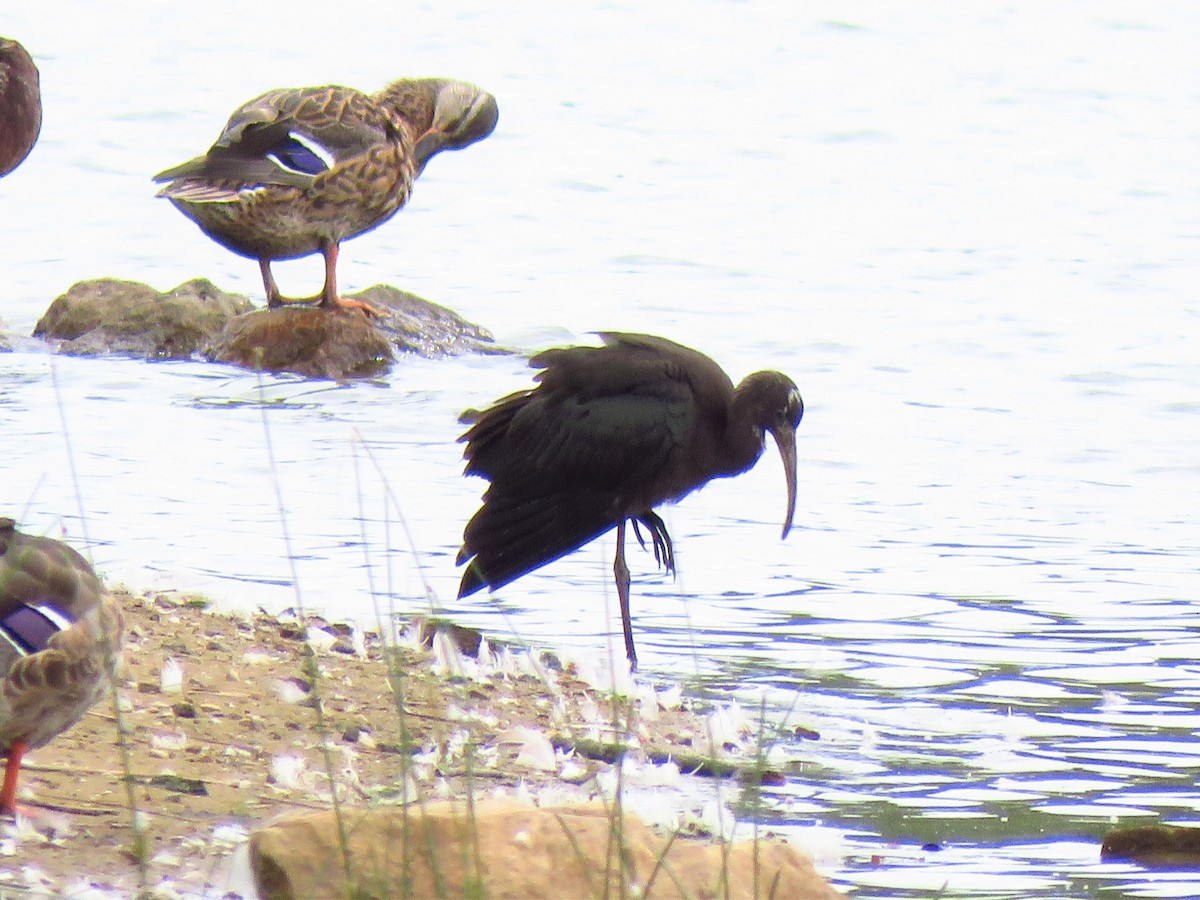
xmin=457 ymin=352 xmax=699 ymax=597
xmin=463 ymin=372 xmax=695 ymax=494
xmin=457 ymin=484 xmax=615 ymax=597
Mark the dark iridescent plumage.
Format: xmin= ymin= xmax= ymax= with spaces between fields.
xmin=457 ymin=333 xmax=803 ymax=668
xmin=154 ymin=78 xmax=498 ymax=313
xmin=0 ymin=518 xmax=123 ymax=815
xmin=0 ymin=37 xmax=41 ymax=178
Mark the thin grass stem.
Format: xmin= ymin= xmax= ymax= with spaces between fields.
xmin=256 ymin=369 xmax=353 ymax=889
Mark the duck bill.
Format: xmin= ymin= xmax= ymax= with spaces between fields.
xmin=769 ymin=425 xmax=798 ymax=539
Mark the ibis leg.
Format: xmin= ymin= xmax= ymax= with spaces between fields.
xmin=0 ymin=739 xmax=27 ymax=817
xmin=638 ymin=512 xmax=675 ymax=574
xmin=613 ymin=520 xmax=638 ymax=669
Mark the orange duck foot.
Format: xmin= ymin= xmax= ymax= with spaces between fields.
xmin=265 ymin=293 xmax=381 ymax=317
xmin=1 ymin=740 xmax=27 ymax=817
xmin=322 ymin=295 xmax=383 ymax=317
xmin=259 ymin=254 xmax=382 ymax=316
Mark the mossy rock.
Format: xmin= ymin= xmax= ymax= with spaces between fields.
xmin=352 ymin=284 xmax=500 ymax=359
xmin=205 ymin=304 xmax=395 ymax=379
xmin=33 ymin=277 xmax=503 ymax=378
xmin=33 ymin=277 xmax=252 ymax=359
xmin=205 ymin=284 xmax=504 ymax=379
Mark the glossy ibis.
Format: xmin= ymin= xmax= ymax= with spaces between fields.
xmin=0 ymin=37 xmax=41 ymax=177
xmin=456 ymin=332 xmax=803 ymax=668
xmin=154 ymin=78 xmax=498 ymax=314
xmin=0 ymin=518 xmax=124 ymax=815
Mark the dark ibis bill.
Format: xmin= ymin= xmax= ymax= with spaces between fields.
xmin=770 ymin=423 xmax=798 ymax=539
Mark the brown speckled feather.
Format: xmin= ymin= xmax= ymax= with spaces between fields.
xmin=155 ymin=85 xmax=415 ymax=260
xmin=152 ymin=77 xmax=498 ymax=308
xmin=0 ymin=519 xmax=123 ymax=755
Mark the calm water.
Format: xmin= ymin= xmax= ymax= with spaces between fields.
xmin=3 ymin=2 xmax=1200 ymax=895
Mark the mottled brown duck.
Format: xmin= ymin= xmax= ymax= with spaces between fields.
xmin=0 ymin=518 xmax=124 ymax=815
xmin=456 ymin=333 xmax=803 ymax=669
xmin=0 ymin=37 xmax=42 ymax=177
xmin=153 ymin=78 xmax=498 ymax=314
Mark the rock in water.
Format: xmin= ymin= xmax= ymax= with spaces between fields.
xmin=1101 ymin=824 xmax=1200 ymax=868
xmin=205 ymin=284 xmax=500 ymax=379
xmin=205 ymin=305 xmax=394 ymax=379
xmin=33 ymin=278 xmax=252 ymax=359
xmin=32 ymin=278 xmax=499 ymax=377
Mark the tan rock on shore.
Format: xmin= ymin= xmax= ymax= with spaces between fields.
xmin=252 ymin=799 xmax=839 ymax=899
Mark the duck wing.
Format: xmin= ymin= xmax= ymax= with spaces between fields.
xmin=153 ymin=86 xmax=402 ymax=197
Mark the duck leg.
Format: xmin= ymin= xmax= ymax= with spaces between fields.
xmin=0 ymin=739 xmax=27 ymax=817
xmin=257 ymin=255 xmax=328 ymax=307
xmin=613 ymin=520 xmax=638 ymax=669
xmin=259 ymin=258 xmax=288 ymax=308
xmin=316 ymin=242 xmax=380 ymax=315
xmin=257 ymin=244 xmax=380 ymax=315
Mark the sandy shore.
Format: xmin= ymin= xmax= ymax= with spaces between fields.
xmin=5 ymin=588 xmax=787 ymax=897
